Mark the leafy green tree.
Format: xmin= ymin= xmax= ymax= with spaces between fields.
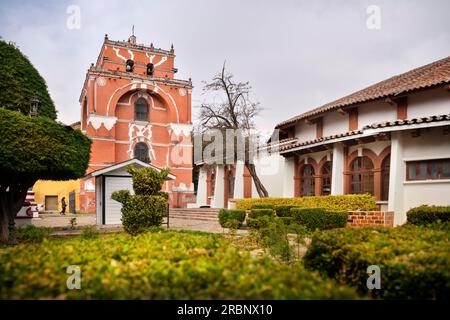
xmin=0 ymin=109 xmax=91 ymax=243
xmin=0 ymin=40 xmax=56 ymax=119
xmin=0 ymin=41 xmax=91 ymax=243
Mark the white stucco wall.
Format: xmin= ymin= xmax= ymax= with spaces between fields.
xmin=401 ymin=127 xmax=450 ymax=212
xmin=295 ymin=121 xmax=316 ymax=143
xmin=358 ymin=101 xmax=396 ymax=129
xmin=408 ymin=88 xmax=450 ymax=119
xmin=323 ymin=112 xmax=348 ymax=137
xmin=348 ymin=140 xmax=391 ymax=157
xmin=251 ymin=152 xmax=286 ymax=197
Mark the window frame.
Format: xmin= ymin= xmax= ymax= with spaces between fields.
xmin=349 ymin=156 xmax=374 ymax=195
xmin=134 ymin=142 xmax=150 ymax=163
xmin=406 ymin=158 xmax=450 ymax=181
xmin=134 ymin=97 xmax=149 ymax=122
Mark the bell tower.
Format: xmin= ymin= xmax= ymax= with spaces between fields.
xmin=79 ymin=33 xmax=194 ymax=212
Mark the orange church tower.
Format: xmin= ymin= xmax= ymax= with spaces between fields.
xmin=79 ymin=33 xmax=194 ymax=213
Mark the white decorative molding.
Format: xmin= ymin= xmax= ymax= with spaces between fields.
xmin=88 ymin=115 xmax=117 ymax=130
xmin=178 ymin=88 xmax=186 ymax=96
xmin=97 ymin=77 xmax=106 ymax=86
xmin=113 ymin=47 xmax=127 ymax=61
xmin=172 ymin=183 xmax=195 ymax=192
xmin=127 ymin=49 xmax=134 ymax=60
xmin=154 ymin=56 xmax=167 ymax=67
xmin=169 ymin=123 xmax=193 ymax=136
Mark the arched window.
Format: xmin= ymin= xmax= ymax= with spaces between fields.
xmin=301 ymin=164 xmax=315 ymax=196
xmin=134 ymin=142 xmax=150 ymax=163
xmin=381 ymin=155 xmax=391 ymax=201
xmin=350 ymin=156 xmax=374 ymax=195
xmin=135 ymin=97 xmax=149 ymax=121
xmin=321 ymin=161 xmax=332 ymax=195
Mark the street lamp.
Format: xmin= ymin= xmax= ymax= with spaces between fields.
xmin=29 ymin=92 xmax=40 ymax=117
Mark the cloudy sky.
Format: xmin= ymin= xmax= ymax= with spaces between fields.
xmin=0 ymin=0 xmax=449 ymax=130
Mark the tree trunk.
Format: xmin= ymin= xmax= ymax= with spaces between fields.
xmin=245 ymin=163 xmax=268 ymax=198
xmin=0 ymin=199 xmax=8 ymax=243
xmin=0 ymin=181 xmax=34 ymax=244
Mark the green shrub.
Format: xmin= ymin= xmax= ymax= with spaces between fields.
xmin=246 ymin=215 xmax=274 ymax=229
xmin=250 ymin=204 xmax=275 ymax=210
xmin=110 ymin=190 xmax=130 ymax=204
xmin=14 ymin=225 xmax=51 ymax=243
xmin=218 ymin=209 xmax=246 ymax=229
xmin=111 ymin=166 xmax=170 ymax=235
xmin=291 ymin=207 xmax=348 ymax=231
xmin=81 ymin=225 xmax=99 ymax=239
xmin=304 ymin=225 xmax=450 ymax=299
xmin=278 ymin=217 xmax=295 ymax=226
xmin=275 ymin=205 xmax=301 ymax=217
xmin=128 ymin=165 xmax=170 ymax=196
xmin=407 ymin=205 xmax=450 ymax=226
xmin=257 ymin=218 xmax=293 ymax=262
xmin=121 ymin=195 xmax=167 ymax=235
xmin=249 ymin=209 xmax=274 ymax=219
xmin=236 ymin=194 xmax=376 ymax=211
xmin=0 ymin=230 xmax=360 ymax=299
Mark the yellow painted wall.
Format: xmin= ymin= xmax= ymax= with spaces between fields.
xmin=33 ymin=179 xmax=80 ymax=212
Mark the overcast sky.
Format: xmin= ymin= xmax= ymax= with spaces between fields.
xmin=0 ymin=0 xmax=449 ymax=130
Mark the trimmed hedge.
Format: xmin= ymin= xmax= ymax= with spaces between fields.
xmin=304 ymin=225 xmax=450 ymax=299
xmin=249 ymin=209 xmax=274 ymax=219
xmin=218 ymin=209 xmax=246 ymax=228
xmin=250 ymin=204 xmax=275 ymax=210
xmin=291 ymin=208 xmax=348 ymax=231
xmin=0 ymin=230 xmax=360 ymax=299
xmin=275 ymin=205 xmax=301 ymax=217
xmin=119 ymin=195 xmax=167 ymax=235
xmin=236 ymin=194 xmax=376 ymax=211
xmin=407 ymin=205 xmax=450 ymax=226
xmin=246 ymin=215 xmax=274 ymax=230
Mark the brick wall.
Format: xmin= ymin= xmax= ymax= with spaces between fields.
xmin=348 ymin=211 xmax=394 ymax=228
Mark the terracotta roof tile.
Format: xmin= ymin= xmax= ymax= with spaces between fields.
xmin=279 ymin=113 xmax=450 ymax=153
xmin=276 ymin=56 xmax=450 ymax=128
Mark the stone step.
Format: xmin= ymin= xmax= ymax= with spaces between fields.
xmin=170 ymin=212 xmax=219 ymax=218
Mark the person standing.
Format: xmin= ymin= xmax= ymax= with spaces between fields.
xmin=60 ymin=197 xmax=67 ymax=215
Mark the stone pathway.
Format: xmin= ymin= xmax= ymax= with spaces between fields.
xmin=14 ymin=211 xmax=242 ymax=236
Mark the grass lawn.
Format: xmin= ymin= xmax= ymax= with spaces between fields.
xmin=0 ymin=228 xmax=359 ymax=299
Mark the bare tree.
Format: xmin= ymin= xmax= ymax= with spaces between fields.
xmin=198 ymin=63 xmax=269 ymax=197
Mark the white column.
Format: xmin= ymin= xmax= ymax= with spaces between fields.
xmin=233 ymin=161 xmax=245 ymax=199
xmin=194 ymin=166 xmax=208 ymax=207
xmin=212 ymin=165 xmax=225 ymax=208
xmin=388 ymin=131 xmax=406 ymax=226
xmin=282 ymin=157 xmax=295 ymax=197
xmin=331 ymin=143 xmax=344 ymax=195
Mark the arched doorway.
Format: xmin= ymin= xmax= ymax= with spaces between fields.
xmin=381 ymin=154 xmax=391 ymax=201
xmin=321 ymin=161 xmax=332 ymax=195
xmin=300 ymin=164 xmax=315 ymax=196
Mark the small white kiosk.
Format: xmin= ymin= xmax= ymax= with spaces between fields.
xmin=85 ymin=159 xmax=175 ymax=225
